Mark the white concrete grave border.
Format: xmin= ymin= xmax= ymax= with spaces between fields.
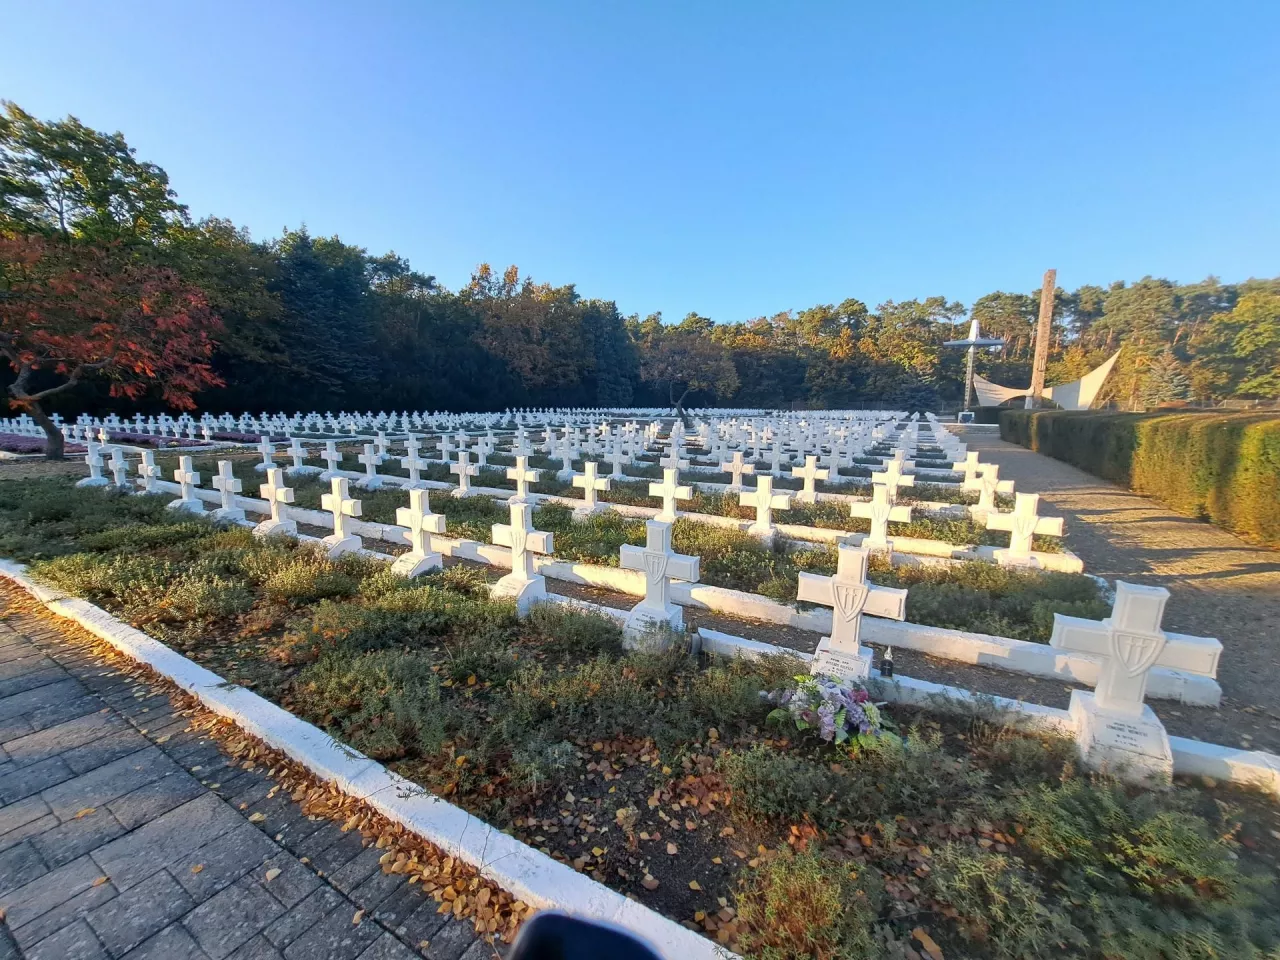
xmin=0 ymin=558 xmax=733 ymax=960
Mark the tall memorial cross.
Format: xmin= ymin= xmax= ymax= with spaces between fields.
xmin=491 ymin=499 xmax=554 ymax=614
xmin=392 ymin=488 xmax=446 ymax=578
xmin=869 ymin=459 xmax=914 ymax=503
xmin=848 ymin=483 xmax=912 ymax=549
xmin=798 ymin=543 xmax=907 ymax=683
xmin=450 ymin=450 xmax=479 ymax=497
xmin=1050 ymin=581 xmax=1221 ymax=781
xmin=719 ymin=451 xmax=755 ymax=492
xmin=618 ymin=520 xmax=699 ymax=643
xmin=168 ymin=457 xmax=203 ymax=514
xmin=320 ymin=477 xmax=363 ymax=556
xmin=211 ymin=460 xmax=245 ymax=521
xmin=572 ymin=460 xmax=610 ymax=513
xmin=740 ymin=475 xmax=792 ymax=537
xmin=649 ymin=468 xmax=692 ymax=523
xmin=790 ymin=455 xmax=829 ymax=504
xmin=985 ymin=492 xmax=1063 ymax=561
xmin=255 ymin=468 xmax=296 ymax=537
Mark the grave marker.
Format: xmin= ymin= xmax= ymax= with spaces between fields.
xmin=392 ymin=488 xmax=445 ymax=578
xmin=320 ymin=477 xmax=363 ymax=557
xmin=649 ymin=468 xmax=692 ymax=522
xmin=211 ymin=460 xmax=245 ymax=522
xmin=790 ymin=455 xmax=829 ymax=504
xmin=491 ymin=499 xmax=554 ymax=614
xmin=619 ymin=520 xmax=699 ymax=644
xmin=168 ymin=457 xmax=204 ymax=513
xmin=848 ymin=483 xmax=912 ymax=550
xmin=985 ymin=492 xmax=1063 ymax=563
xmin=740 ymin=475 xmax=792 ymax=538
xmin=254 ymin=468 xmax=296 ymax=538
xmin=571 ymin=461 xmax=610 ymax=514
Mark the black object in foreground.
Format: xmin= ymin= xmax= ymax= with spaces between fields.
xmin=509 ymin=911 xmax=666 ymax=960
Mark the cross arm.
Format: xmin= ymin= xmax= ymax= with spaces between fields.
xmin=864 ymin=584 xmax=907 ymax=620
xmin=796 ymin=572 xmax=833 ymax=607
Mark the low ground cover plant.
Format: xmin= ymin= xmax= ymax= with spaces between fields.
xmin=4 ymin=483 xmax=1276 ymax=958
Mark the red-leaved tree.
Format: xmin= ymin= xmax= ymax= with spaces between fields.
xmin=0 ymin=232 xmax=224 ymax=459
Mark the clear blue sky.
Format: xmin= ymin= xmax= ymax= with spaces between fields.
xmin=4 ymin=1 xmax=1278 ymax=323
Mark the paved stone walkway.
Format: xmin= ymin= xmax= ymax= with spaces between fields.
xmin=961 ymin=429 xmax=1280 ymax=753
xmin=0 ymin=600 xmax=495 ymax=960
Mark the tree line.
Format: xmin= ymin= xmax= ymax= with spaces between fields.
xmin=2 ymin=100 xmax=1277 ymax=428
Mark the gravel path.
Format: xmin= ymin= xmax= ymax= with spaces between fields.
xmin=959 ymin=428 xmax=1280 ymax=752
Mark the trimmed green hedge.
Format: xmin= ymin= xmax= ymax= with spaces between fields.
xmin=1000 ymin=410 xmax=1280 ymax=547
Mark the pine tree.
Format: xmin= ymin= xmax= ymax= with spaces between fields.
xmin=1140 ymin=349 xmax=1191 ymax=407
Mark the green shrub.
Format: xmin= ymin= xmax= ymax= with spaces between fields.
xmin=1001 ymin=410 xmax=1280 ymax=546
xmin=259 ymin=551 xmax=360 ymax=603
xmin=33 ymin=552 xmax=174 ymax=608
xmin=719 ymin=745 xmax=847 ymax=829
xmin=159 ymin=574 xmax=254 ymax=621
xmin=734 ymin=849 xmax=883 ymax=960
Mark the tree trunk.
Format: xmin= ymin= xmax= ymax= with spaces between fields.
xmin=674 ymin=386 xmax=691 ymax=425
xmin=26 ymin=402 xmax=65 ymax=461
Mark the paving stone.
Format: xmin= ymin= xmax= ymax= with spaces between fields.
xmin=0 ymin=811 xmax=57 ymax=854
xmin=256 ymin=852 xmax=321 ymax=909
xmin=0 ymin=714 xmax=33 ymax=743
xmin=40 ymin=747 xmax=171 ymax=821
xmin=358 ymin=934 xmax=422 ymax=960
xmin=106 ymin=768 xmax=207 ymax=831
xmin=23 ymin=918 xmax=108 ymax=960
xmin=280 ymin=901 xmax=382 ymax=960
xmin=421 ymin=918 xmax=478 ymax=960
xmin=328 ymin=846 xmax=385 ymax=894
xmin=290 ymin=820 xmax=350 ymax=863
xmin=20 ymin=694 xmax=103 ymax=738
xmin=0 ymin=754 xmax=75 ymax=804
xmin=263 ymin=886 xmax=347 ymax=949
xmin=86 ymin=869 xmax=194 ymax=957
xmin=0 ymin=652 xmax=56 ymax=683
xmin=348 ymin=863 xmax=407 ymax=914
xmin=120 ymin=922 xmax=212 ymax=960
xmin=0 ymin=926 xmax=18 ymax=960
xmin=457 ymin=940 xmax=499 ymax=960
xmin=10 ymin=877 xmax=118 ymax=950
xmin=30 ymin=806 xmax=127 ymax=868
xmin=228 ymin=773 xmax=276 ymax=811
xmin=396 ymin=901 xmax=450 ymax=956
xmin=182 ymin=875 xmax=286 ymax=960
xmin=92 ymin=793 xmax=246 ymax=892
xmin=226 ymin=935 xmax=284 ymax=959
xmin=0 ymin=666 xmax=66 ymax=700
xmin=370 ymin=883 xmax=428 ymax=933
xmin=268 ymin=807 xmax=330 ymax=853
xmin=2 ymin=710 xmax=119 ymax=767
xmin=0 ymin=853 xmax=107 ymax=929
xmin=60 ymin=725 xmax=152 ymax=775
xmin=0 ymin=840 xmax=48 ymax=897
xmin=309 ymin=830 xmax=368 ymax=877
xmin=0 ymin=793 xmax=51 ymax=836
xmin=175 ymin=821 xmax=280 ymax=903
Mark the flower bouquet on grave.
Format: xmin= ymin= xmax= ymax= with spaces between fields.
xmin=763 ymin=675 xmax=890 ymax=752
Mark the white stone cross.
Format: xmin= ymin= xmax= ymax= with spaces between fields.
xmin=75 ymin=441 xmax=109 ymax=488
xmin=168 ymin=456 xmax=203 ymax=513
xmin=357 ymin=443 xmax=385 ymax=490
xmin=392 ymin=488 xmax=445 ymax=578
xmin=436 ymin=435 xmax=454 ymax=462
xmin=135 ymin=450 xmax=160 ymax=494
xmin=607 ymin=438 xmax=628 ymax=480
xmin=954 ymin=451 xmax=983 ymax=485
xmin=254 ymin=467 xmax=296 ymax=538
xmin=719 ymin=451 xmax=755 ymax=492
xmin=619 ymin=520 xmax=699 ymax=644
xmin=211 ymin=460 xmax=245 ymax=521
xmin=571 ymin=461 xmax=610 ymax=514
xmin=985 ymin=492 xmax=1063 ymax=562
xmin=790 ymin=455 xmax=829 ymax=504
xmin=286 ymin=437 xmax=319 ymax=475
xmin=848 ymin=483 xmax=912 ymax=550
xmin=491 ymin=499 xmax=554 ymax=614
xmin=399 ymin=437 xmax=427 ymax=488
xmin=1050 ymin=582 xmax=1222 ymax=782
xmin=798 ymin=543 xmax=907 ymax=683
xmin=320 ymin=477 xmax=363 ymax=556
xmin=319 ymin=441 xmax=342 ymax=479
xmin=507 ymin=456 xmax=541 ymax=501
xmin=108 ymin=448 xmax=129 ymax=487
xmin=740 ymin=475 xmax=792 ymax=538
xmin=659 ymin=449 xmax=688 ymax=473
xmin=869 ymin=459 xmax=914 ymax=503
xmin=450 ymin=450 xmax=479 ymax=498
xmin=964 ymin=463 xmax=1014 ymax=511
xmin=254 ymin=436 xmax=275 ymax=473
xmin=649 ymin=468 xmax=692 ymax=522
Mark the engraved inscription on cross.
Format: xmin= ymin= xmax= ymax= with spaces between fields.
xmin=798 ymin=543 xmax=907 ymax=684
xmin=719 ymin=451 xmax=755 ymax=492
xmin=649 ymin=468 xmax=692 ymax=522
xmin=985 ymin=492 xmax=1063 ymax=562
xmin=619 ymin=519 xmax=699 ymax=643
xmin=392 ymin=488 xmax=445 ymax=578
xmin=1051 ymin=581 xmax=1220 ymax=717
xmin=848 ymin=483 xmax=912 ymax=550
